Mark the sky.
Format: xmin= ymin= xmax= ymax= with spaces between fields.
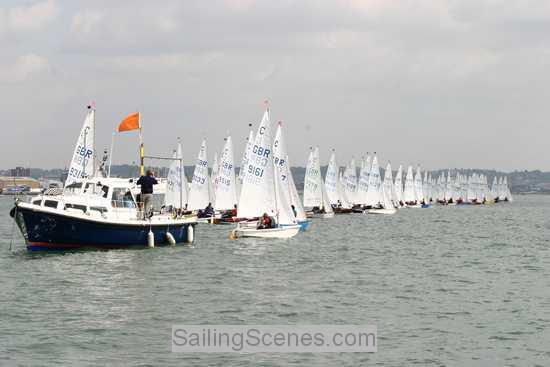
xmin=1 ymin=0 xmax=549 ymax=172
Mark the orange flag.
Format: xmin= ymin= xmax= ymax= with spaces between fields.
xmin=118 ymin=112 xmax=140 ymax=132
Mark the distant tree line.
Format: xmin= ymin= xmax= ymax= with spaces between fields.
xmin=2 ymin=166 xmax=549 ymax=194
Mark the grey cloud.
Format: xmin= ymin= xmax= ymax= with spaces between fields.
xmin=1 ymin=0 xmax=549 ymax=171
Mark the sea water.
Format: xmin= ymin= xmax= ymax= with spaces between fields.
xmin=1 ymin=195 xmax=549 ymax=366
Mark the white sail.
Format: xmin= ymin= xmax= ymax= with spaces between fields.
xmin=321 ymin=178 xmax=334 ymax=214
xmin=188 ymin=140 xmax=212 ymax=210
xmin=357 ymin=154 xmax=371 ymax=205
xmin=423 ymin=171 xmax=430 ymax=202
xmin=393 ymin=165 xmax=404 ymax=203
xmin=338 ymin=171 xmax=352 ymax=208
xmin=414 ymin=165 xmax=424 ymax=203
xmin=365 ymin=155 xmax=383 ymax=206
xmin=237 ymin=108 xmax=277 ymax=218
xmin=214 ymin=136 xmax=238 ymax=210
xmin=381 ymin=178 xmax=394 ymax=210
xmin=491 ymin=176 xmax=499 ymax=198
xmin=164 ymin=142 xmax=188 ymax=209
xmin=324 ymin=150 xmax=340 ymax=205
xmin=343 ymin=159 xmax=358 ymax=205
xmin=303 ymin=148 xmax=323 ymax=208
xmin=505 ymin=177 xmax=513 ymax=201
xmin=273 ymin=122 xmax=302 ymax=222
xmin=383 ymin=162 xmax=394 ymax=208
xmin=273 ymin=163 xmax=297 ymax=225
xmin=287 ymin=159 xmax=307 ymax=221
xmin=403 ymin=165 xmax=416 ymax=203
xmin=66 ymin=108 xmax=96 ymax=186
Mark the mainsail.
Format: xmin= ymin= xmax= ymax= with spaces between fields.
xmin=383 ymin=162 xmax=394 ymax=208
xmin=287 ymin=159 xmax=307 ymax=221
xmin=188 ymin=140 xmax=211 ymax=210
xmin=237 ymin=108 xmax=277 ymax=218
xmin=324 ymin=150 xmax=340 ymax=206
xmin=356 ymin=154 xmax=371 ymax=205
xmin=66 ymin=108 xmax=96 ymax=186
xmin=403 ymin=165 xmax=416 ymax=203
xmin=303 ymin=147 xmax=323 ymax=208
xmin=344 ymin=159 xmax=358 ymax=205
xmin=271 ymin=123 xmax=298 ymax=225
xmin=414 ymin=165 xmax=424 ymax=202
xmin=214 ymin=136 xmax=238 ymax=210
xmin=164 ymin=142 xmax=188 ymax=209
xmin=365 ymin=154 xmax=383 ymax=206
xmin=393 ymin=165 xmax=404 ymax=203
xmin=273 ymin=123 xmax=304 ymax=222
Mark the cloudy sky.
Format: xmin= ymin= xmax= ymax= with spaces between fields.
xmin=1 ymin=0 xmax=549 ymax=171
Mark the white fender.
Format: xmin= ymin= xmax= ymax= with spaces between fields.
xmin=187 ymin=225 xmax=194 ymax=243
xmin=166 ymin=232 xmax=176 ymax=246
xmin=147 ymin=230 xmax=155 ymax=248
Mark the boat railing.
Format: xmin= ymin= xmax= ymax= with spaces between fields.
xmin=109 ymin=199 xmax=140 ymax=220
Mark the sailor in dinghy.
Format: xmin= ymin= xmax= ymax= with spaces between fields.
xmin=230 ymin=105 xmax=301 ymax=239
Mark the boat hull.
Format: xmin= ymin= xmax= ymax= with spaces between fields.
xmin=366 ymin=208 xmax=397 ymax=215
xmin=232 ymin=225 xmax=300 ymax=239
xmin=13 ymin=205 xmax=196 ymax=250
xmin=282 ymin=220 xmax=310 ymax=231
xmin=309 ymin=212 xmax=334 ymax=219
xmin=298 ymin=220 xmax=311 ymax=231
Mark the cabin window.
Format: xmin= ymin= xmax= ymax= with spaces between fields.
xmin=65 ymin=203 xmax=87 ymax=212
xmin=32 ymin=199 xmax=42 ymax=206
xmin=64 ymin=182 xmax=82 ymax=193
xmin=101 ymin=185 xmax=109 ymax=198
xmin=44 ymin=200 xmax=59 ymax=208
xmin=90 ymin=206 xmax=108 ymax=213
xmin=111 ymin=188 xmax=136 ymax=208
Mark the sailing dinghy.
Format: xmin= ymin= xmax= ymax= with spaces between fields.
xmin=187 ymin=140 xmax=217 ymax=222
xmin=273 ymin=122 xmax=310 ymax=230
xmin=366 ymin=157 xmax=396 ymax=214
xmin=231 ymin=107 xmax=300 ymax=239
xmin=303 ymin=147 xmax=334 ymax=218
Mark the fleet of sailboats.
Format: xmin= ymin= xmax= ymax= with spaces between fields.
xmin=10 ymin=103 xmax=516 ymax=250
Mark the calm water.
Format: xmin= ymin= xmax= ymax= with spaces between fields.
xmin=1 ymin=195 xmax=550 ymax=366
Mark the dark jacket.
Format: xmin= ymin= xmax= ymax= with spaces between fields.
xmin=137 ymin=175 xmax=158 ymax=194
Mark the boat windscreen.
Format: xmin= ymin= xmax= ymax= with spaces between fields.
xmin=111 ymin=188 xmax=136 ymax=208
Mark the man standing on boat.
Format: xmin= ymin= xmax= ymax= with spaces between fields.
xmin=137 ymin=170 xmax=158 ymax=219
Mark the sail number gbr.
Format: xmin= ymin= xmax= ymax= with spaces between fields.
xmin=246 ymin=145 xmax=270 ymax=182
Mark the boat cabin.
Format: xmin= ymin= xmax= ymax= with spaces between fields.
xmin=30 ymin=178 xmax=140 ymax=220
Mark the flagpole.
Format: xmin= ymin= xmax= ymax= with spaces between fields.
xmin=139 ymin=112 xmax=144 ymax=176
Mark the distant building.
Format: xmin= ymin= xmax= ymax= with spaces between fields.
xmin=10 ymin=167 xmax=31 ymax=177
